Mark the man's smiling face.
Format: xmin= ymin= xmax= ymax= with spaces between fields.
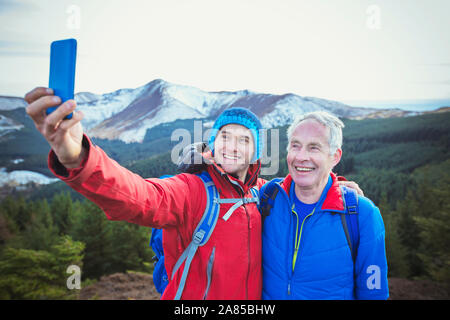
xmin=213 ymin=124 xmax=255 ymax=181
xmin=287 ymin=119 xmax=341 ymax=192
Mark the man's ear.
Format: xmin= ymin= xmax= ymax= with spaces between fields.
xmin=332 ymin=148 xmax=343 ymax=167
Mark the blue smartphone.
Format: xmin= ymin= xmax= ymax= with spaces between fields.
xmin=47 ymin=38 xmax=77 ymax=120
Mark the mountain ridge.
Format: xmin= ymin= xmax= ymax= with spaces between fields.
xmin=0 ymin=79 xmax=443 ymax=143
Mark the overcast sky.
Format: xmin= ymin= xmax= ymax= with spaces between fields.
xmin=1 ymin=0 xmax=449 ymax=104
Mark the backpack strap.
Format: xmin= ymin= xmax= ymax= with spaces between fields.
xmin=259 ymin=178 xmax=284 ymax=222
xmin=170 ymin=171 xmax=261 ymax=299
xmin=340 ymin=186 xmax=360 ymax=263
xmin=217 ymin=188 xmax=259 ymax=221
xmin=170 ymin=171 xmax=220 ymax=300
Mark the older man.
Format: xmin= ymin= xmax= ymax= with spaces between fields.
xmin=260 ymin=111 xmax=389 ymax=300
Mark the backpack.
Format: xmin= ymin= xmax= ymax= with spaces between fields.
xmin=259 ymin=178 xmax=360 ymax=262
xmin=149 ymin=171 xmax=259 ymax=299
xmin=149 ymin=175 xmax=173 ymax=295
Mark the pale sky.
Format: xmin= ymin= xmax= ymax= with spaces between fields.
xmin=1 ymin=0 xmax=449 ymax=103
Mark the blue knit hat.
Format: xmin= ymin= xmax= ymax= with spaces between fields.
xmin=208 ymin=107 xmax=263 ymax=163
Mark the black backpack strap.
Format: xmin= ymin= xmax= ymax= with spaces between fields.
xmin=340 ymin=186 xmax=360 ymax=263
xmin=259 ymin=178 xmax=284 ymax=223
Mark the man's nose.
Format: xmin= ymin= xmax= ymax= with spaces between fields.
xmin=225 ymin=137 xmax=238 ymax=151
xmin=295 ymin=147 xmax=309 ymax=161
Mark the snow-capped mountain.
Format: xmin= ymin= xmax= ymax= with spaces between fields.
xmin=78 ymin=79 xmax=255 ymax=142
xmin=73 ymin=79 xmax=398 ymax=143
xmin=1 ymin=79 xmax=411 ymax=144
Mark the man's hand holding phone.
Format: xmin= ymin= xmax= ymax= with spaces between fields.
xmin=24 ymin=38 xmax=86 ymax=169
xmin=25 ymin=87 xmax=86 ymax=168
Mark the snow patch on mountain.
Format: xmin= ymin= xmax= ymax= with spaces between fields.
xmin=163 ymin=84 xmax=250 ymax=117
xmin=0 ymin=167 xmax=59 ymax=187
xmin=75 ymin=92 xmax=102 ymax=104
xmin=0 ymin=114 xmax=24 ymax=137
xmin=116 ymin=99 xmax=206 ymax=143
xmin=0 ymin=96 xmax=27 ymax=111
xmin=77 ymin=84 xmax=149 ymax=130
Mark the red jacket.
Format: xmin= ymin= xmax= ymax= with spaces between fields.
xmin=48 ymin=134 xmax=266 ymax=299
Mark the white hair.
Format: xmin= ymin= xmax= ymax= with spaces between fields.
xmin=286 ymin=111 xmax=345 ymax=155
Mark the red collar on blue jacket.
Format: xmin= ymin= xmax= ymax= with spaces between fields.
xmin=280 ymin=172 xmax=345 ymax=212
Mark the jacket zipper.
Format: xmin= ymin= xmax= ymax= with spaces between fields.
xmin=292 ymin=210 xmax=315 ymax=272
xmin=244 ymin=204 xmax=251 ymax=300
xmin=288 ymin=207 xmax=315 ymax=296
xmin=209 ymin=164 xmax=261 ymax=300
xmin=227 ymin=177 xmax=251 ymax=299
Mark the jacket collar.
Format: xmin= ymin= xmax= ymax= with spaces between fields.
xmin=280 ymin=172 xmax=345 ymax=212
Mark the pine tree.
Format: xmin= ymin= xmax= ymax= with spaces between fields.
xmin=396 ymin=189 xmax=424 ymax=277
xmin=379 ymin=192 xmax=409 ymax=277
xmin=50 ymin=191 xmax=74 ymax=236
xmin=412 ymin=166 xmax=450 ymax=289
xmin=0 ymin=235 xmax=84 ymax=299
xmin=71 ymin=200 xmax=113 ymax=279
xmin=0 ymin=195 xmax=30 ymax=232
xmin=16 ymin=198 xmax=58 ymax=251
xmin=108 ymin=221 xmax=153 ymax=274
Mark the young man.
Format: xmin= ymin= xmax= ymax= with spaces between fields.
xmin=24 ymin=87 xmax=363 ymax=299
xmin=261 ymin=111 xmax=389 ymax=300
xmin=24 ymin=87 xmax=266 ymax=299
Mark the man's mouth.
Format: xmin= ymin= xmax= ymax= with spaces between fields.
xmin=295 ymin=166 xmax=315 ymax=172
xmin=223 ymin=154 xmax=239 ymax=160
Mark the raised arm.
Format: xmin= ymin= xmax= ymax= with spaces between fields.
xmin=25 ymin=87 xmax=204 ymax=229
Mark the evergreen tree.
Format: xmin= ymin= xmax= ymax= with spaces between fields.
xmin=412 ymin=165 xmax=450 ymax=289
xmin=9 ymin=198 xmax=58 ymax=252
xmin=395 ymin=189 xmax=424 ymax=277
xmin=0 ymin=235 xmax=84 ymax=299
xmin=378 ymin=192 xmax=409 ymax=277
xmin=71 ymin=200 xmax=113 ymax=279
xmin=0 ymin=196 xmax=30 ymax=232
xmin=108 ymin=221 xmax=153 ymax=274
xmin=50 ymin=191 xmax=74 ymax=236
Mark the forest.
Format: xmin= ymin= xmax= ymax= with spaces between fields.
xmin=0 ymin=111 xmax=449 ymax=299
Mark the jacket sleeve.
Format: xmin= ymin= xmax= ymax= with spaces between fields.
xmin=47 ymin=134 xmax=204 ymax=229
xmin=354 ymin=196 xmax=389 ymax=300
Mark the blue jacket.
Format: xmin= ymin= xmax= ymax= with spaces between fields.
xmin=261 ymin=173 xmax=389 ymax=300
